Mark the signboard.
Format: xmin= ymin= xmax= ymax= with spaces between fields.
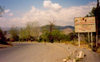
xmin=75 ymin=17 xmax=96 ymax=33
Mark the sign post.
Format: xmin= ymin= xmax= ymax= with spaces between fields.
xmin=88 ymin=32 xmax=90 ymax=42
xmin=78 ymin=33 xmax=80 ymax=47
xmin=91 ymin=32 xmax=93 ymax=48
xmin=75 ymin=17 xmax=96 ymax=33
xmin=75 ymin=17 xmax=96 ymax=47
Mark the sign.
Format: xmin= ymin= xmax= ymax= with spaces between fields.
xmin=75 ymin=17 xmax=96 ymax=33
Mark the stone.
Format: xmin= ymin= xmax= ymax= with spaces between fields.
xmin=76 ymin=51 xmax=85 ymax=59
xmin=63 ymin=59 xmax=67 ymax=62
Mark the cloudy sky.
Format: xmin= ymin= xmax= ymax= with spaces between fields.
xmin=0 ymin=0 xmax=97 ymax=28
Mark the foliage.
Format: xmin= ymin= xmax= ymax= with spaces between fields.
xmin=66 ymin=32 xmax=77 ymax=41
xmin=19 ymin=28 xmax=35 ymax=41
xmin=50 ymin=30 xmax=62 ymax=41
xmin=39 ymin=30 xmax=77 ymax=42
xmin=26 ymin=22 xmax=40 ymax=38
xmin=86 ymin=7 xmax=96 ymax=17
xmin=19 ymin=22 xmax=40 ymax=41
xmin=39 ymin=30 xmax=62 ymax=42
xmin=39 ymin=31 xmax=49 ymax=42
xmin=9 ymin=27 xmax=19 ymax=41
xmin=19 ymin=28 xmax=28 ymax=40
xmin=0 ymin=28 xmax=7 ymax=44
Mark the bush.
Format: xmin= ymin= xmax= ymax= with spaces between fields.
xmin=9 ymin=27 xmax=19 ymax=41
xmin=39 ymin=30 xmax=77 ymax=43
xmin=0 ymin=28 xmax=8 ymax=44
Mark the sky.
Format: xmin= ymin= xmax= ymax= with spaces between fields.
xmin=0 ymin=0 xmax=98 ymax=28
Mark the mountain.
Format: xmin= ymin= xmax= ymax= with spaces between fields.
xmin=1 ymin=25 xmax=74 ymax=33
xmin=1 ymin=27 xmax=11 ymax=31
xmin=41 ymin=25 xmax=74 ymax=31
xmin=62 ymin=28 xmax=73 ymax=35
xmin=55 ymin=25 xmax=74 ymax=30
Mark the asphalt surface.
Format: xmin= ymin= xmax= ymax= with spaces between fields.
xmin=0 ymin=43 xmax=100 ymax=62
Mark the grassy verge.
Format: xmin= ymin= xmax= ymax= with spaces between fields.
xmin=61 ymin=41 xmax=91 ymax=50
xmin=0 ymin=44 xmax=12 ymax=48
xmin=97 ymin=47 xmax=100 ymax=54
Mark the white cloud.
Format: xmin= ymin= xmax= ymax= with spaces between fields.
xmin=0 ymin=1 xmax=96 ymax=28
xmin=8 ymin=13 xmax=14 ymax=16
xmin=43 ymin=0 xmax=62 ymax=10
xmin=4 ymin=9 xmax=10 ymax=13
xmin=4 ymin=9 xmax=14 ymax=17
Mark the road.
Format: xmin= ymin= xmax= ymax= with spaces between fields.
xmin=0 ymin=43 xmax=100 ymax=62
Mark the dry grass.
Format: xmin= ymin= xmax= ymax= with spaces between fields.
xmin=62 ymin=41 xmax=91 ymax=51
xmin=97 ymin=47 xmax=100 ymax=54
xmin=0 ymin=44 xmax=12 ymax=48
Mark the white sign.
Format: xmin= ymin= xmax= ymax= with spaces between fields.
xmin=75 ymin=17 xmax=96 ymax=32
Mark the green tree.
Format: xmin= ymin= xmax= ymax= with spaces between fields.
xmin=26 ymin=22 xmax=40 ymax=39
xmin=39 ymin=29 xmax=67 ymax=42
xmin=0 ymin=28 xmax=7 ymax=44
xmin=86 ymin=7 xmax=96 ymax=17
xmin=66 ymin=31 xmax=77 ymax=41
xmin=19 ymin=28 xmax=30 ymax=41
xmin=50 ymin=30 xmax=62 ymax=41
xmin=9 ymin=27 xmax=19 ymax=41
xmin=19 ymin=22 xmax=40 ymax=41
xmin=39 ymin=30 xmax=49 ymax=42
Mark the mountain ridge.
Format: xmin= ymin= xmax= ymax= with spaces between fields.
xmin=41 ymin=25 xmax=74 ymax=30
xmin=1 ymin=25 xmax=74 ymax=31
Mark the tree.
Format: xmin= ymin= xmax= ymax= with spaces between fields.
xmin=19 ymin=21 xmax=40 ymax=41
xmin=48 ymin=21 xmax=54 ymax=43
xmin=0 ymin=28 xmax=7 ymax=44
xmin=26 ymin=22 xmax=40 ymax=39
xmin=85 ymin=4 xmax=100 ymax=51
xmin=86 ymin=7 xmax=96 ymax=17
xmin=39 ymin=29 xmax=68 ymax=42
xmin=66 ymin=31 xmax=77 ymax=41
xmin=19 ymin=28 xmax=30 ymax=41
xmin=9 ymin=27 xmax=19 ymax=41
xmin=39 ymin=30 xmax=49 ymax=42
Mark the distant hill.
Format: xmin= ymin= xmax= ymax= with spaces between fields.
xmin=1 ymin=27 xmax=11 ymax=31
xmin=1 ymin=25 xmax=74 ymax=32
xmin=41 ymin=25 xmax=74 ymax=31
xmin=62 ymin=28 xmax=73 ymax=35
xmin=1 ymin=27 xmax=21 ymax=31
xmin=55 ymin=25 xmax=74 ymax=30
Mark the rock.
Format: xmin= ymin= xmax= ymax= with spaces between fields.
xmin=67 ymin=60 xmax=73 ymax=62
xmin=73 ymin=59 xmax=76 ymax=62
xmin=76 ymin=51 xmax=85 ymax=59
xmin=67 ymin=59 xmax=76 ymax=62
xmin=63 ymin=59 xmax=67 ymax=62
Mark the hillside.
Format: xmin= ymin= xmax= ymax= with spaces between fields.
xmin=1 ymin=25 xmax=74 ymax=33
xmin=41 ymin=25 xmax=74 ymax=31
xmin=62 ymin=28 xmax=73 ymax=35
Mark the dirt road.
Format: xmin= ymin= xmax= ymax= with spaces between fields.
xmin=0 ymin=43 xmax=100 ymax=62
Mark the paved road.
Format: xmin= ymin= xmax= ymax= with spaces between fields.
xmin=0 ymin=43 xmax=100 ymax=62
